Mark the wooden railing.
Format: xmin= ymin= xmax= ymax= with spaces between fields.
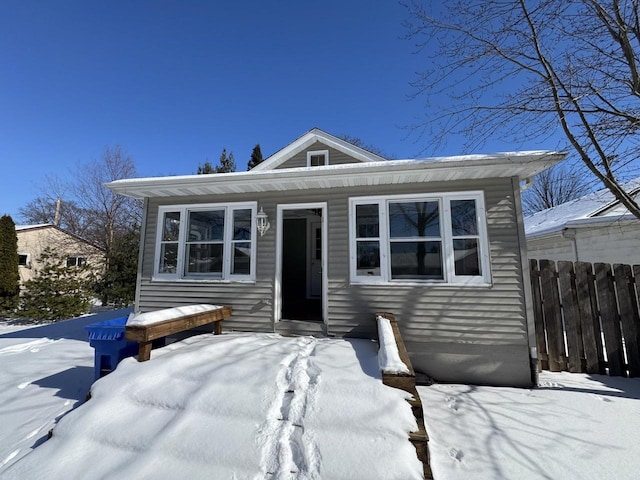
xmin=375 ymin=312 xmax=432 ymax=480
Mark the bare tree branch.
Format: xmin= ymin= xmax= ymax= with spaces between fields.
xmin=405 ymin=0 xmax=640 ymax=219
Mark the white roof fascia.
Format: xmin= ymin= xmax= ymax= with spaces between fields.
xmin=251 ymin=128 xmax=387 ymax=171
xmin=106 ymin=151 xmax=564 ymax=199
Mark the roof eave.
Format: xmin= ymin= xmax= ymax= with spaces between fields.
xmin=107 ymin=151 xmax=565 ymax=199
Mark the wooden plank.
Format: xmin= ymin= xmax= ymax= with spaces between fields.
xmin=595 ymin=263 xmax=625 ymax=376
xmin=558 ymin=261 xmax=583 ymax=373
xmin=575 ymin=262 xmax=604 ymax=374
xmin=126 ymin=306 xmax=232 ymax=362
xmin=530 ymin=260 xmax=549 ymax=371
xmin=614 ymin=264 xmax=640 ymax=377
xmin=539 ymin=260 xmax=565 ymax=371
xmin=126 ymin=307 xmax=232 ymax=342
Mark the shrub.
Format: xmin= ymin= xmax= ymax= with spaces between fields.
xmin=19 ymin=247 xmax=95 ymax=321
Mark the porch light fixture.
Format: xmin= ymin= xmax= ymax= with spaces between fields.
xmin=256 ymin=207 xmax=270 ymax=237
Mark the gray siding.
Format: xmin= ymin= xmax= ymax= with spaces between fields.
xmin=275 ymin=141 xmax=366 ymax=169
xmin=138 ymin=176 xmax=531 ymax=386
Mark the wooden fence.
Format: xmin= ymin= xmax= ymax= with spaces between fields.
xmin=530 ymin=259 xmax=640 ymax=377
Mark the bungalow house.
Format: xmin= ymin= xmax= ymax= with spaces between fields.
xmin=106 ymin=129 xmax=563 ymax=386
xmin=16 ymin=223 xmax=104 ymax=290
xmin=525 ymin=179 xmax=640 ymax=265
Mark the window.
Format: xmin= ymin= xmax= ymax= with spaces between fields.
xmin=155 ymin=202 xmax=257 ymax=281
xmin=18 ymin=253 xmax=30 ymax=267
xmin=349 ymin=192 xmax=491 ymax=285
xmin=307 ymin=150 xmax=328 ymax=167
xmin=67 ymin=256 xmax=87 ymax=267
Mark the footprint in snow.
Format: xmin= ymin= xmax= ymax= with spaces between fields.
xmin=445 ymin=396 xmax=459 ymax=410
xmin=590 ymin=394 xmax=612 ymax=402
xmin=449 ymin=448 xmax=463 ymax=462
xmin=538 ymin=381 xmax=563 ymax=388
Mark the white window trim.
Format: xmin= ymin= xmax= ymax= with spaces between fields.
xmin=349 ymin=191 xmax=492 ymax=286
xmin=153 ymin=202 xmax=257 ymax=282
xmin=306 ymin=150 xmax=329 ymax=167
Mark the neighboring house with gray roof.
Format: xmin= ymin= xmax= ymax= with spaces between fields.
xmin=524 ymin=179 xmax=640 ymax=266
xmin=106 ymin=128 xmax=563 ymax=386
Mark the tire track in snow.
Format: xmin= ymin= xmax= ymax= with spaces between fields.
xmin=257 ymin=336 xmax=321 ymax=480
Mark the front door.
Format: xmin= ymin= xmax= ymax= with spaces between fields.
xmin=308 ymin=221 xmax=322 ymax=298
xmin=275 ymin=204 xmax=327 ymax=324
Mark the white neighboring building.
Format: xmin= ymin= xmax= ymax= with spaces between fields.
xmin=524 ymin=179 xmax=640 ymax=265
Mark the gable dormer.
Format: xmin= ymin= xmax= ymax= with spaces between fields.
xmin=251 ymin=128 xmax=387 ymax=171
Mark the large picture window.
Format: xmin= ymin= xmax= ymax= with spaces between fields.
xmin=155 ymin=203 xmax=257 ymax=281
xmin=349 ymin=192 xmax=491 ymax=285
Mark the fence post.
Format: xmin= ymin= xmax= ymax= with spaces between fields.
xmin=540 ymin=260 xmax=565 ymax=371
xmin=558 ymin=261 xmax=583 ymax=373
xmin=530 ymin=259 xmax=548 ymax=371
xmin=614 ymin=264 xmax=640 ymax=377
xmin=575 ymin=262 xmax=604 ymax=374
xmin=595 ymin=263 xmax=625 ymax=377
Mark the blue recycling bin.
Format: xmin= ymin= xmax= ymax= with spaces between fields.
xmin=85 ymin=316 xmax=139 ymax=380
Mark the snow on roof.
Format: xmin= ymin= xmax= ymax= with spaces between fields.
xmin=524 ymin=178 xmax=640 ymax=238
xmin=15 ymin=223 xmax=53 ymax=231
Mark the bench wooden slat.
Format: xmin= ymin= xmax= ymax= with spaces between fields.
xmin=125 ymin=306 xmax=232 ymax=361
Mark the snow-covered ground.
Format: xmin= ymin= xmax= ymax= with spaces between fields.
xmin=0 ymin=309 xmax=131 ymax=472
xmin=0 ymin=319 xmax=422 ymax=479
xmin=419 ymin=372 xmax=640 ymax=480
xmin=2 ymin=313 xmax=640 ymax=479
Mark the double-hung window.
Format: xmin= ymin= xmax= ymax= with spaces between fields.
xmin=155 ymin=202 xmax=257 ymax=281
xmin=349 ymin=192 xmax=490 ymax=285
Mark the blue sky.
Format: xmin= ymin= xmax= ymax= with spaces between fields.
xmin=0 ymin=0 xmax=531 ymax=221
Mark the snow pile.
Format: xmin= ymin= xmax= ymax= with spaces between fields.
xmin=2 ymin=333 xmax=422 ymax=479
xmin=419 ymin=371 xmax=640 ymax=480
xmin=0 ymin=309 xmax=131 ymax=472
xmin=376 ymin=316 xmax=410 ymax=374
xmin=126 ymin=304 xmax=223 ymax=326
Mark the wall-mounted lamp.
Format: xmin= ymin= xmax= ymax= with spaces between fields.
xmin=256 ymin=207 xmax=270 ymax=237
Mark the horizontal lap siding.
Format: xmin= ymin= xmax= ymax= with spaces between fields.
xmin=275 ymin=141 xmax=362 ymax=169
xmin=139 ymin=196 xmax=275 ymax=332
xmin=138 ymin=177 xmax=527 ymax=347
xmin=325 ymin=178 xmax=528 ymax=348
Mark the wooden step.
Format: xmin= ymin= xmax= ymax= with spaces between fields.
xmin=406 ymin=387 xmax=423 ymax=419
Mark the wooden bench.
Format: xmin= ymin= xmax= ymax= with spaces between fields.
xmin=125 ymin=306 xmax=232 ymax=362
xmin=375 ymin=312 xmax=432 ymax=480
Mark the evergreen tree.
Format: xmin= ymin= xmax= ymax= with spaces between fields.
xmin=0 ymin=215 xmax=19 ymax=312
xmin=247 ymin=144 xmax=264 ymax=170
xmin=18 ymin=247 xmax=94 ymax=321
xmin=93 ymin=228 xmax=139 ymax=306
xmin=197 ymin=159 xmax=215 ymax=174
xmin=216 ymin=148 xmax=236 ymax=173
